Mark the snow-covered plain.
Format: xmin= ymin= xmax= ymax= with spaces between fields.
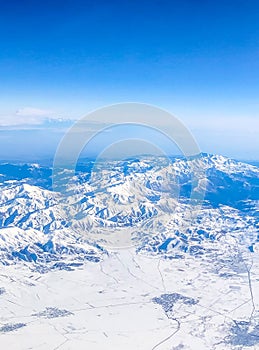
xmin=0 ymin=154 xmax=259 ymax=349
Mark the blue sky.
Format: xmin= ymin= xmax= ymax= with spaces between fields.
xmin=0 ymin=0 xmax=259 ymax=160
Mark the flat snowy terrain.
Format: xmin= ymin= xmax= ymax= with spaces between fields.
xmin=1 ymin=248 xmax=259 ymax=350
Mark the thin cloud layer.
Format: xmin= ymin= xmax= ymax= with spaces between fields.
xmin=0 ymin=107 xmax=55 ymax=127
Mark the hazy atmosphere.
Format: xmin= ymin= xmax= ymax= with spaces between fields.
xmin=0 ymin=0 xmax=258 ymax=160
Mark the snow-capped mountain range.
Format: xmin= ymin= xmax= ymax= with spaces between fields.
xmin=0 ymin=153 xmax=258 ymax=270
xmin=1 ymin=153 xmax=259 ymax=350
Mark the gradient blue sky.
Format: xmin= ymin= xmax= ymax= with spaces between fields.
xmin=0 ymin=0 xmax=259 ymax=160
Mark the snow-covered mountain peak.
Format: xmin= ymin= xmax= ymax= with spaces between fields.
xmin=0 ymin=154 xmax=258 ymax=268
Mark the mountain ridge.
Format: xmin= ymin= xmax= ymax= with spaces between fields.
xmin=0 ymin=153 xmax=258 ymax=269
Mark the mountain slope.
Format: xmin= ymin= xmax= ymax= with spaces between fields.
xmin=0 ymin=153 xmax=258 ymax=267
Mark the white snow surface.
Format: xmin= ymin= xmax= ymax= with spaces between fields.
xmin=0 ymin=154 xmax=259 ymax=349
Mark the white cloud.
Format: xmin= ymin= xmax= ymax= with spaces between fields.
xmin=0 ymin=107 xmax=55 ymax=127
xmin=16 ymin=107 xmax=54 ymax=118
